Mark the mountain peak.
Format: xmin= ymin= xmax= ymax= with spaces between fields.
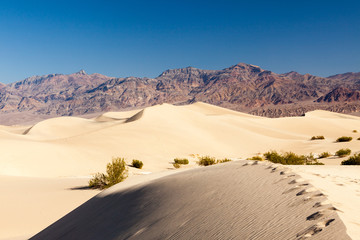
xmin=76 ymin=70 xmax=87 ymax=75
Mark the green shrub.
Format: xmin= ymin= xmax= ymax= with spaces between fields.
xmin=263 ymin=151 xmax=283 ymax=164
xmin=198 ymin=156 xmax=217 ymax=166
xmin=336 ymin=136 xmax=353 ymax=142
xmin=263 ymin=151 xmax=305 ymax=165
xmin=283 ymin=152 xmax=306 ymax=165
xmin=88 ymin=173 xmax=107 ymax=189
xmin=89 ymin=157 xmax=128 ymax=189
xmin=173 ymin=163 xmax=181 ymax=168
xmin=311 ymin=136 xmax=325 ymax=140
xmin=318 ymin=152 xmax=331 ymax=158
xmin=217 ymin=158 xmax=232 ymax=163
xmin=306 ymin=162 xmax=325 ymax=165
xmin=174 ymin=158 xmax=189 ymax=165
xmin=341 ymin=154 xmax=360 ymax=165
xmin=247 ymin=156 xmax=264 ymax=161
xmin=132 ymin=159 xmax=143 ymax=169
xmin=335 ymin=148 xmax=351 ymax=157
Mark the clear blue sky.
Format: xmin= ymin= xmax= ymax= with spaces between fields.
xmin=0 ymin=0 xmax=359 ymax=83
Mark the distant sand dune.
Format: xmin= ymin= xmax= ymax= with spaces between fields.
xmin=31 ymin=161 xmax=350 ymax=240
xmin=0 ymin=102 xmax=360 ymax=177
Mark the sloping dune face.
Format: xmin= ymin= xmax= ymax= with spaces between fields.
xmin=1 ymin=102 xmax=360 ymax=177
xmin=31 ymin=161 xmax=350 ymax=240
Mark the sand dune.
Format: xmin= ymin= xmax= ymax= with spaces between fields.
xmin=31 ymin=161 xmax=350 ymax=240
xmin=1 ymin=102 xmax=360 ymax=177
xmin=1 ymin=102 xmax=360 ymax=239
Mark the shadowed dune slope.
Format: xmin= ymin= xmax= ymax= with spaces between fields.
xmin=31 ymin=161 xmax=350 ymax=240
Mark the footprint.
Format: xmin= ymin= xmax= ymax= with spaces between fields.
xmin=296 ymin=187 xmax=316 ymax=196
xmin=306 ymin=208 xmax=338 ymax=221
xmin=312 ymin=200 xmax=330 ymax=208
xmin=296 ymin=224 xmax=323 ymax=239
xmin=313 ymin=193 xmax=325 ymax=197
xmin=289 ymin=178 xmax=305 ymax=185
xmin=296 ymin=219 xmax=335 ymax=239
xmin=280 ymin=171 xmax=290 ymax=175
xmin=306 ymin=211 xmax=324 ymax=221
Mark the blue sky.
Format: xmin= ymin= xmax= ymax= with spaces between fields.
xmin=0 ymin=0 xmax=359 ymax=83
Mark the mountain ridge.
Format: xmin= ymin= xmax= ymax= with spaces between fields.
xmin=0 ymin=63 xmax=359 ymax=124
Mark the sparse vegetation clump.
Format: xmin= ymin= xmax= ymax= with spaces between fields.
xmin=353 ymin=130 xmax=357 ymax=133
xmin=357 ymin=137 xmax=360 ymax=141
xmin=198 ymin=156 xmax=217 ymax=166
xmin=263 ymin=151 xmax=306 ymax=165
xmin=318 ymin=152 xmax=331 ymax=159
xmin=217 ymin=158 xmax=232 ymax=163
xmin=89 ymin=157 xmax=128 ymax=189
xmin=174 ymin=158 xmax=189 ymax=165
xmin=306 ymin=162 xmax=325 ymax=165
xmin=173 ymin=163 xmax=181 ymax=168
xmin=247 ymin=156 xmax=264 ymax=161
xmin=341 ymin=154 xmax=360 ymax=165
xmin=311 ymin=136 xmax=325 ymax=140
xmin=263 ymin=151 xmax=324 ymax=165
xmin=335 ymin=148 xmax=351 ymax=157
xmin=132 ymin=159 xmax=143 ymax=169
xmin=173 ymin=158 xmax=189 ymax=169
xmin=263 ymin=151 xmax=283 ymax=164
xmin=336 ymin=136 xmax=353 ymax=142
xmin=196 ymin=156 xmax=232 ymax=166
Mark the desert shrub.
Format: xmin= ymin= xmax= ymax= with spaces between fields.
xmin=318 ymin=152 xmax=331 ymax=158
xmin=105 ymin=157 xmax=128 ymax=187
xmin=335 ymin=148 xmax=351 ymax=157
xmin=89 ymin=157 xmax=128 ymax=189
xmin=341 ymin=154 xmax=360 ymax=165
xmin=173 ymin=163 xmax=181 ymax=168
xmin=248 ymin=156 xmax=264 ymax=161
xmin=306 ymin=162 xmax=325 ymax=165
xmin=283 ymin=152 xmax=306 ymax=165
xmin=353 ymin=130 xmax=357 ymax=133
xmin=311 ymin=136 xmax=325 ymax=140
xmin=174 ymin=158 xmax=189 ymax=165
xmin=336 ymin=136 xmax=353 ymax=142
xmin=263 ymin=151 xmax=305 ymax=165
xmin=198 ymin=156 xmax=217 ymax=166
xmin=88 ymin=173 xmax=107 ymax=189
xmin=357 ymin=137 xmax=360 ymax=140
xmin=217 ymin=158 xmax=232 ymax=163
xmin=263 ymin=151 xmax=283 ymax=164
xmin=132 ymin=159 xmax=143 ymax=169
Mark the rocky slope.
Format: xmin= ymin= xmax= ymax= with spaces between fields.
xmin=0 ymin=63 xmax=359 ymax=124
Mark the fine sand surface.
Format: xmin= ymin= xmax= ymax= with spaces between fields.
xmin=287 ymin=165 xmax=360 ymax=239
xmin=1 ymin=102 xmax=360 ymax=239
xmin=31 ymin=161 xmax=350 ymax=240
xmin=0 ymin=176 xmax=99 ymax=240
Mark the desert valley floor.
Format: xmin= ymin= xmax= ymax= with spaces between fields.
xmin=0 ymin=102 xmax=359 ymax=239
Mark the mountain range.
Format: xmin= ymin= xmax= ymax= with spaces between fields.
xmin=1 ymin=63 xmax=360 ymax=125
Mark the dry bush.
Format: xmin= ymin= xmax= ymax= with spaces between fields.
xmin=89 ymin=157 xmax=128 ymax=189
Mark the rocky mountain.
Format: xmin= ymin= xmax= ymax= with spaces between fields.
xmin=0 ymin=63 xmax=360 ymax=124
